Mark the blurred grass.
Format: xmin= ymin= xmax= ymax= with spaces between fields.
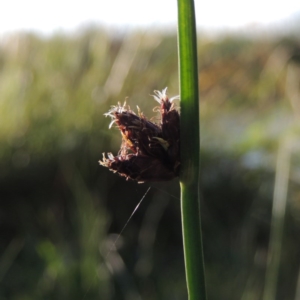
xmin=0 ymin=27 xmax=300 ymax=299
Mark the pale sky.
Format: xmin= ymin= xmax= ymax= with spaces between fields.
xmin=0 ymin=0 xmax=299 ymax=36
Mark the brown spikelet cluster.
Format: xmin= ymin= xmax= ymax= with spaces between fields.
xmin=99 ymin=88 xmax=180 ymax=183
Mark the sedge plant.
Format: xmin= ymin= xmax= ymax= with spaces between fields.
xmin=100 ymin=0 xmax=206 ymax=298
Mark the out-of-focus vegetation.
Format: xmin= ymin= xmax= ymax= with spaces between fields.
xmin=0 ymin=27 xmax=300 ymax=299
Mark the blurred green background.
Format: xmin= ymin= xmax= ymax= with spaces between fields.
xmin=0 ymin=27 xmax=300 ymax=300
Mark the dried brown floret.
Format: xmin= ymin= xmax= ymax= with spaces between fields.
xmin=99 ymin=88 xmax=180 ymax=183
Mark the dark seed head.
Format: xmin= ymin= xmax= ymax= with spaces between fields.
xmin=100 ymin=88 xmax=180 ymax=183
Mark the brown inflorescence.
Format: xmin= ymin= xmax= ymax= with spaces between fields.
xmin=100 ymin=88 xmax=180 ymax=183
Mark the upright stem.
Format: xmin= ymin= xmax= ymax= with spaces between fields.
xmin=180 ymin=182 xmax=206 ymax=300
xmin=263 ymin=140 xmax=291 ymax=300
xmin=177 ymin=0 xmax=206 ymax=299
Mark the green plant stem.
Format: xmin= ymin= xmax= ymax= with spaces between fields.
xmin=177 ymin=0 xmax=206 ymax=299
xmin=180 ymin=182 xmax=206 ymax=300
